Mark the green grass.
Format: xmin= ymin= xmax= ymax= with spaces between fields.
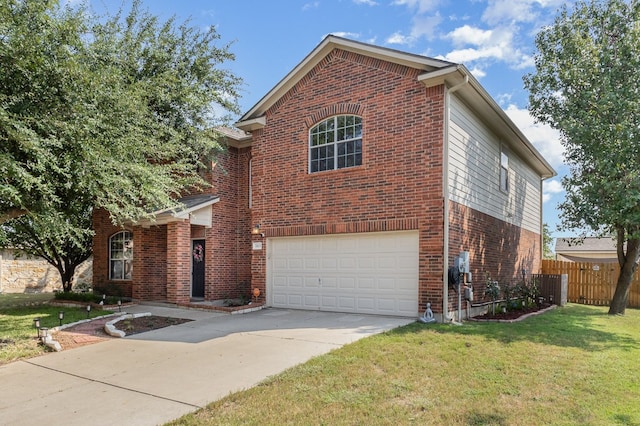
xmin=0 ymin=293 xmax=53 ymax=309
xmin=0 ymin=293 xmax=112 ymax=365
xmin=169 ymin=304 xmax=640 ymax=426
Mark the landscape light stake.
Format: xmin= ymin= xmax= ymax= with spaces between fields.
xmin=34 ymin=318 xmax=40 ymax=338
xmin=117 ymin=300 xmax=122 ymax=312
xmin=58 ymin=311 xmax=64 ymax=327
xmin=86 ymin=304 xmax=91 ymax=318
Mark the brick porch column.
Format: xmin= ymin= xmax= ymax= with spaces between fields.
xmin=166 ymin=220 xmax=191 ymax=304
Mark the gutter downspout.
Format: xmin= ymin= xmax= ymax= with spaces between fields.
xmin=442 ymin=74 xmax=469 ymax=322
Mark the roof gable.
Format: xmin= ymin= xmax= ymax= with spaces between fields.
xmin=235 ymin=35 xmax=555 ymax=179
xmin=236 ymin=35 xmax=453 ymax=127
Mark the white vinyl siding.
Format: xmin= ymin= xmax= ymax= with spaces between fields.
xmin=448 ymin=95 xmax=541 ymax=233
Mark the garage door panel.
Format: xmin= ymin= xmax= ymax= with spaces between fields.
xmin=303 ymin=276 xmax=320 ymax=289
xmin=357 ymin=298 xmax=375 ymax=311
xmin=357 ymin=277 xmax=376 ymax=290
xmin=337 ymin=297 xmax=356 ymax=310
xmin=339 ymin=256 xmax=357 ymax=269
xmin=303 ymin=294 xmax=320 ymax=308
xmin=337 ymin=277 xmax=356 ymax=289
xmin=269 ymin=231 xmax=419 ymax=317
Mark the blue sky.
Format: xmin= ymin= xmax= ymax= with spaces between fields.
xmin=84 ymin=0 xmax=573 ymax=244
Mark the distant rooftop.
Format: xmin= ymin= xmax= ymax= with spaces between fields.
xmin=555 ymin=237 xmax=617 ymax=252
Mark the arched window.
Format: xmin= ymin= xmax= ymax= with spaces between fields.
xmin=309 ymin=115 xmax=362 ymax=173
xmin=109 ymin=231 xmax=133 ymax=280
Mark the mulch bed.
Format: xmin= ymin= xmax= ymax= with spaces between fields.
xmin=471 ymin=304 xmax=555 ymax=322
xmin=53 ymin=315 xmax=192 ymax=351
xmin=112 ymin=316 xmax=192 ymax=335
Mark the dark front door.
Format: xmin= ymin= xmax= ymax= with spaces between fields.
xmin=191 ymin=239 xmax=205 ymax=298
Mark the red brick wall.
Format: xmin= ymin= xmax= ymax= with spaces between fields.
xmin=448 ymin=200 xmax=541 ymax=307
xmin=166 ymin=220 xmax=191 ymax=304
xmin=249 ymin=48 xmax=446 ymax=313
xmin=203 ymin=146 xmax=252 ymax=300
xmin=132 ymin=226 xmax=166 ymax=301
xmin=92 ymin=209 xmax=133 ymax=297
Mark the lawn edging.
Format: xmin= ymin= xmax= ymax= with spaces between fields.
xmin=104 ymin=312 xmax=152 ymax=337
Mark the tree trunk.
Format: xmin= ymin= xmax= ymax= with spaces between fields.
xmin=58 ymin=264 xmax=77 ymax=293
xmin=609 ymin=237 xmax=640 ymax=315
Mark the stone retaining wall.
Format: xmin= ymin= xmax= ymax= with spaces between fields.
xmin=0 ymin=249 xmax=92 ymax=293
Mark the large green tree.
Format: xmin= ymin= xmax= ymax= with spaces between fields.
xmin=524 ymin=0 xmax=640 ymax=314
xmin=0 ymin=0 xmax=241 ymax=291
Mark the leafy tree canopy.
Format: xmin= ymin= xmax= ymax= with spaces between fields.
xmin=1 ymin=0 xmax=241 ymax=225
xmin=0 ymin=0 xmax=241 ymax=290
xmin=524 ymin=0 xmax=640 ymax=313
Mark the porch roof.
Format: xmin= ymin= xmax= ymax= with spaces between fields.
xmin=135 ymin=194 xmax=220 ymax=228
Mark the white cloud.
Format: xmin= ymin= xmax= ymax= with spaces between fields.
xmin=391 ymin=0 xmax=441 ymax=14
xmin=504 ymin=104 xmax=565 ymax=169
xmin=543 ymin=179 xmax=564 ymax=203
xmin=302 ymin=2 xmax=320 ymax=11
xmin=386 ymin=31 xmax=413 ymax=45
xmin=447 ymin=25 xmax=493 ymax=47
xmin=353 ymin=0 xmax=378 ymax=5
xmin=482 ymin=0 xmax=566 ymax=25
xmin=409 ymin=13 xmax=443 ymax=40
xmin=468 ymin=66 xmax=486 ymax=79
xmin=442 ymin=25 xmax=531 ymax=69
xmin=328 ymin=31 xmax=361 ymax=40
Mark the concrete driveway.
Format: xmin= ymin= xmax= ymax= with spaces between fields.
xmin=0 ymin=306 xmax=414 ymax=426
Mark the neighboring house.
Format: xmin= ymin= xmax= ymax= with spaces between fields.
xmin=0 ymin=248 xmax=92 ymax=293
xmin=555 ymin=237 xmax=619 ymax=263
xmin=92 ymin=36 xmax=555 ymax=321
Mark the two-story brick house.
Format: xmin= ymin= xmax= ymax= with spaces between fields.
xmin=92 ymin=36 xmax=554 ymax=321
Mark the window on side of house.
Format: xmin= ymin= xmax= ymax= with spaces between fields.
xmin=109 ymin=231 xmax=133 ymax=280
xmin=500 ymin=146 xmax=509 ymax=193
xmin=309 ymin=115 xmax=362 ymax=173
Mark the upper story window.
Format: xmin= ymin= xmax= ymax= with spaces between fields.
xmin=500 ymin=146 xmax=509 ymax=193
xmin=109 ymin=231 xmax=133 ymax=280
xmin=309 ymin=115 xmax=362 ymax=173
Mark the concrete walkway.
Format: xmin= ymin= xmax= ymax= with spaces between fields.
xmin=0 ymin=306 xmax=414 ymax=426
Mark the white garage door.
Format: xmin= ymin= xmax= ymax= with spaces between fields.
xmin=268 ymin=231 xmax=419 ymax=317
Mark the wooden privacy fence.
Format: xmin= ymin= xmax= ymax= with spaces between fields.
xmin=542 ymin=259 xmax=640 ymax=308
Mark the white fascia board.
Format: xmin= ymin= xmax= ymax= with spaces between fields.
xmin=235 ymin=116 xmax=266 ymax=132
xmin=136 ymin=197 xmax=220 ymax=228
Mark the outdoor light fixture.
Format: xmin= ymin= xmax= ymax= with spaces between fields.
xmin=33 ymin=317 xmax=40 ymax=329
xmin=58 ymin=311 xmax=64 ymax=327
xmin=86 ymin=304 xmax=91 ymax=318
xmin=40 ymin=327 xmax=48 ymax=342
xmin=117 ymin=299 xmax=122 ymax=312
xmin=251 ymin=224 xmax=265 ymax=237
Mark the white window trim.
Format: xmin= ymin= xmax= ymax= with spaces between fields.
xmin=308 ymin=115 xmax=362 ymax=173
xmin=109 ymin=231 xmax=133 ymax=281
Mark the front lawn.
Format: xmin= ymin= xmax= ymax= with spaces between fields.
xmin=0 ymin=294 xmax=112 ymax=364
xmin=170 ymin=304 xmax=640 ymax=425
